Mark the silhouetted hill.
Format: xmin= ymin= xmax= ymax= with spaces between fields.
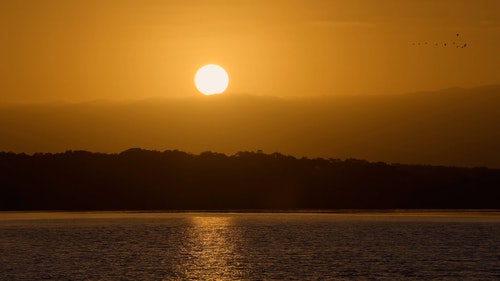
xmin=1 ymin=149 xmax=499 ymax=210
xmin=1 ymin=85 xmax=499 ymax=168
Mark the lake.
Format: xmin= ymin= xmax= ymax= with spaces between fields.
xmin=1 ymin=211 xmax=499 ymax=280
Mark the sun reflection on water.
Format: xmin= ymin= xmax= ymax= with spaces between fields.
xmin=173 ymin=215 xmax=246 ymax=280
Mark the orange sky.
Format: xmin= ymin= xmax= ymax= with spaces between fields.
xmin=1 ymin=0 xmax=499 ymax=102
xmin=1 ymin=1 xmax=500 ymax=167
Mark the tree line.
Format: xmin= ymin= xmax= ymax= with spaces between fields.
xmin=1 ymin=148 xmax=499 ymax=210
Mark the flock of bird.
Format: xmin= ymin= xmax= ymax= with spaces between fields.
xmin=412 ymin=33 xmax=468 ymax=49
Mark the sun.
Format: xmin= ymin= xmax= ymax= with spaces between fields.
xmin=194 ymin=64 xmax=229 ymax=95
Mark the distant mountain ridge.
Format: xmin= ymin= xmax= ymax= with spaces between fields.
xmin=0 ymin=85 xmax=499 ymax=168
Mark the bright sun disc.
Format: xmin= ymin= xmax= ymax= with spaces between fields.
xmin=194 ymin=64 xmax=229 ymax=95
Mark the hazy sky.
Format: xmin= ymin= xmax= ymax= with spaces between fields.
xmin=1 ymin=86 xmax=499 ymax=168
xmin=1 ymin=0 xmax=499 ymax=102
xmin=1 ymin=1 xmax=499 ymax=167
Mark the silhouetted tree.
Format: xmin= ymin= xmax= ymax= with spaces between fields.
xmin=0 ymin=149 xmax=499 ymax=210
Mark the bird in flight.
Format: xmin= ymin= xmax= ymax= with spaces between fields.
xmin=411 ymin=33 xmax=467 ymax=49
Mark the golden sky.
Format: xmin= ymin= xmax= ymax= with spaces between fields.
xmin=1 ymin=1 xmax=500 ymax=168
xmin=1 ymin=0 xmax=499 ymax=102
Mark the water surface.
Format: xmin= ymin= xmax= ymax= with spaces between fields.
xmin=1 ymin=212 xmax=499 ymax=280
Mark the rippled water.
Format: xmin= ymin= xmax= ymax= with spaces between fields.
xmin=1 ymin=212 xmax=499 ymax=280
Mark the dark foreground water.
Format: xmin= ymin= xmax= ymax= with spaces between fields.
xmin=1 ymin=212 xmax=499 ymax=280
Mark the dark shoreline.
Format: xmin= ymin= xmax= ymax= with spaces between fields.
xmin=2 ymin=149 xmax=500 ymax=210
xmin=2 ymin=209 xmax=500 ymax=214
